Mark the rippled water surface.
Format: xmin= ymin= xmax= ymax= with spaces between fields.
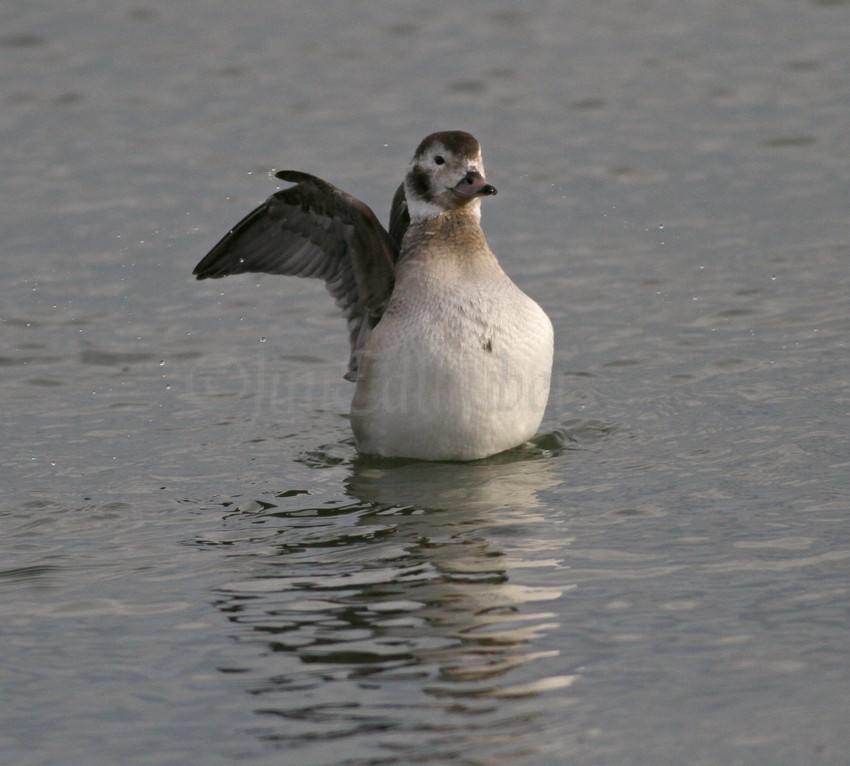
xmin=3 ymin=1 xmax=850 ymax=764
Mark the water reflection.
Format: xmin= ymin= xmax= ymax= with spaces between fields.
xmin=206 ymin=454 xmax=574 ymax=760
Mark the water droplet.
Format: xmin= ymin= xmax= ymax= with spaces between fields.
xmin=259 ymin=337 xmax=267 ymax=343
xmin=159 ymin=360 xmax=165 ymax=367
xmin=658 ymin=224 xmax=665 ymax=230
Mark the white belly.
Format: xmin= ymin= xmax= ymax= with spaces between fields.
xmin=350 ymin=273 xmax=553 ymax=461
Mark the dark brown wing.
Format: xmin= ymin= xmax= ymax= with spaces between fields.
xmin=193 ymin=171 xmax=398 ymax=381
xmin=388 ymin=182 xmax=409 ymax=250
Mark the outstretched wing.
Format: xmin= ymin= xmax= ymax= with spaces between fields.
xmin=193 ymin=171 xmax=398 ymax=381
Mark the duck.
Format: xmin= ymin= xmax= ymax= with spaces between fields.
xmin=193 ymin=131 xmax=553 ymax=461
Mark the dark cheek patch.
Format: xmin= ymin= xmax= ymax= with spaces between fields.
xmin=408 ymin=165 xmax=432 ymax=200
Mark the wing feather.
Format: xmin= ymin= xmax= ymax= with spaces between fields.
xmin=388 ymin=182 xmax=410 ymax=250
xmin=193 ymin=171 xmax=398 ymax=380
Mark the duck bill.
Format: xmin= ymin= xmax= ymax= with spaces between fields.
xmin=453 ymin=170 xmax=498 ymax=198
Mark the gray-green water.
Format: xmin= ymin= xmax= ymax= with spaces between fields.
xmin=3 ymin=2 xmax=849 ymax=764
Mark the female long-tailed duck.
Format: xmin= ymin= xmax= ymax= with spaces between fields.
xmin=194 ymin=131 xmax=553 ymax=461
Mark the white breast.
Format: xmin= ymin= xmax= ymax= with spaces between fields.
xmin=350 ymin=255 xmax=553 ymax=461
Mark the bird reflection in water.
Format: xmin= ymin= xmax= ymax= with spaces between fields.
xmin=207 ymin=453 xmax=576 ymax=759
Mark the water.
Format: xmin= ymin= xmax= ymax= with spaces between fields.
xmin=3 ymin=1 xmax=850 ymax=764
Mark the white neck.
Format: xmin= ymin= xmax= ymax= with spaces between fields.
xmin=405 ymin=193 xmax=482 ymax=225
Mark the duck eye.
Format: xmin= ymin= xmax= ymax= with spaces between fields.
xmin=434 ymin=155 xmax=445 ymax=166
